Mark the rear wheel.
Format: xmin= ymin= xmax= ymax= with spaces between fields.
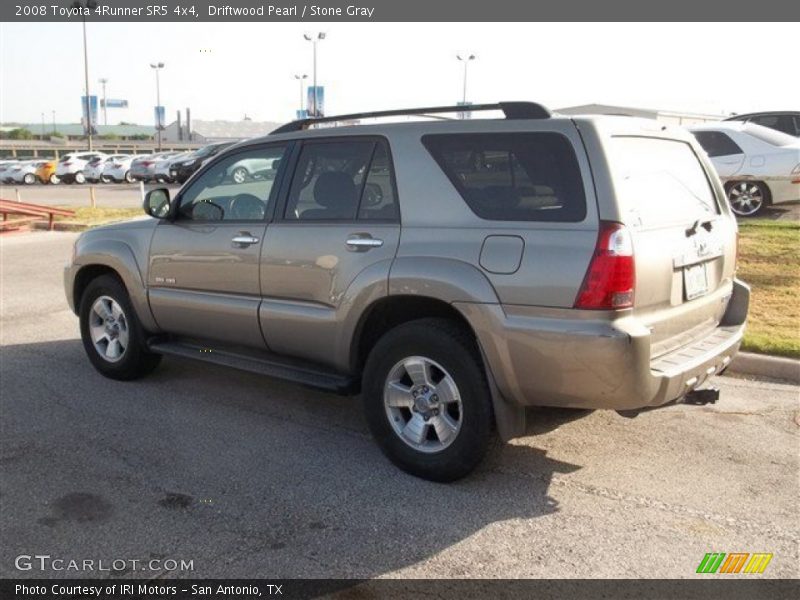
xmin=231 ymin=167 xmax=248 ymax=184
xmin=79 ymin=275 xmax=161 ymax=380
xmin=362 ymin=318 xmax=494 ymax=482
xmin=23 ymin=173 xmax=36 ymax=185
xmin=49 ymin=173 xmax=60 ymax=184
xmin=73 ymin=171 xmax=86 ymax=184
xmin=124 ymin=170 xmax=134 ymax=184
xmin=726 ymin=181 xmax=768 ymax=217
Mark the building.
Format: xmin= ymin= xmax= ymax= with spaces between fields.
xmin=555 ymin=104 xmax=725 ymax=126
xmin=161 ymin=119 xmax=283 ymax=143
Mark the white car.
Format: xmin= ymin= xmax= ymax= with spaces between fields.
xmin=55 ymin=152 xmax=108 ymax=184
xmin=7 ymin=160 xmax=46 ymax=185
xmin=103 ymin=155 xmax=143 ymax=184
xmin=85 ymin=155 xmax=130 ymax=183
xmin=153 ymin=152 xmax=189 ymax=183
xmin=689 ymin=122 xmax=800 ymax=216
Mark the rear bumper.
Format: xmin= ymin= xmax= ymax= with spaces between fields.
xmin=456 ymin=278 xmax=749 ymax=411
xmin=765 ymin=177 xmax=800 ymax=204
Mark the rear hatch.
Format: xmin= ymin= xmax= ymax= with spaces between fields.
xmin=605 ymin=131 xmax=738 ymax=358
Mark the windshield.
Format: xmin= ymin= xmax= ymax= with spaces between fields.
xmin=743 ymin=123 xmax=797 ymax=147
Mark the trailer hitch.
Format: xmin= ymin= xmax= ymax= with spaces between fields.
xmin=683 ymin=386 xmax=720 ymax=406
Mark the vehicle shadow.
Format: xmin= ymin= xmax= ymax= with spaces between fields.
xmin=757 ymin=199 xmax=799 ymax=221
xmin=0 ymin=339 xmax=583 ymax=580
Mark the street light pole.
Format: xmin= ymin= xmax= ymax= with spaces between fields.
xmin=99 ymin=77 xmax=108 ymax=125
xmin=294 ymin=74 xmax=308 ymax=115
xmin=52 ymin=110 xmax=56 ymax=135
xmin=150 ymin=62 xmax=165 ymax=151
xmin=74 ymin=0 xmax=99 ymax=150
xmin=303 ymin=33 xmax=326 ymax=117
xmin=41 ymin=113 xmax=46 ymax=138
xmin=456 ymin=54 xmax=476 ymax=105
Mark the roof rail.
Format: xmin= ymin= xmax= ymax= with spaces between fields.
xmin=270 ymin=101 xmax=551 ymax=135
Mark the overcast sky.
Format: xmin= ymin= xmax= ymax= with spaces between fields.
xmin=1 ymin=22 xmax=796 ymax=127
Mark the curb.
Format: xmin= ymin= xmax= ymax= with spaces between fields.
xmin=728 ymin=352 xmax=800 ymax=384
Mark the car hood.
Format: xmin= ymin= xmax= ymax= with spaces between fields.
xmin=85 ymin=216 xmax=157 ymax=235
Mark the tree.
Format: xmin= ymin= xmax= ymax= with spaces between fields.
xmin=2 ymin=128 xmax=33 ymax=140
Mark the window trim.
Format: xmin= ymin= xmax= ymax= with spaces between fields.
xmin=275 ymin=135 xmax=401 ymax=225
xmin=421 ymin=131 xmax=588 ymax=223
xmin=172 ymin=141 xmax=295 ymax=224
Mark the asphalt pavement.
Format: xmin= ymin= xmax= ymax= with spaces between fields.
xmin=1 ymin=231 xmax=798 ymax=579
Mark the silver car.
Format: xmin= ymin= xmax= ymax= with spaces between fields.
xmin=64 ymin=102 xmax=748 ymax=481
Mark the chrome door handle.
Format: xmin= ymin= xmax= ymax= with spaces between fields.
xmin=346 ymin=236 xmax=383 ymax=251
xmin=232 ymin=233 xmax=260 ymax=247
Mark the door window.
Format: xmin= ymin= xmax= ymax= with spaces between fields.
xmin=177 ymin=145 xmax=288 ymax=222
xmin=284 ymin=139 xmax=398 ymax=222
xmin=691 ymin=131 xmax=743 ymax=157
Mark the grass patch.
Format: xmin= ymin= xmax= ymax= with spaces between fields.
xmin=55 ymin=206 xmax=144 ymax=227
xmin=737 ymin=219 xmax=800 ymax=358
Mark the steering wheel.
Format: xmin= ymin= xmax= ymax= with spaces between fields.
xmin=362 ymin=183 xmax=384 ymax=207
xmin=229 ymin=194 xmax=265 ymax=220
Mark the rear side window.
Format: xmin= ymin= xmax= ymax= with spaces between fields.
xmin=285 ymin=139 xmax=398 ymax=222
xmin=422 ymin=133 xmax=586 ymax=222
xmin=610 ymin=136 xmax=718 ymax=228
xmin=691 ymin=131 xmax=743 ymax=157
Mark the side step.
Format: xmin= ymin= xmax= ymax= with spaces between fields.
xmin=147 ymin=339 xmax=356 ymax=394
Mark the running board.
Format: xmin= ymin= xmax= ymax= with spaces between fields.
xmin=147 ymin=339 xmax=356 ymax=394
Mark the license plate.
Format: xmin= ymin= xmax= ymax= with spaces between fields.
xmin=684 ymin=263 xmax=709 ymax=301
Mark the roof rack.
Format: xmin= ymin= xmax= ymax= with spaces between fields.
xmin=270 ymin=101 xmax=551 ymax=135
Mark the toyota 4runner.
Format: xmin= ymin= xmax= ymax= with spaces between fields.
xmin=64 ymin=102 xmax=749 ymax=481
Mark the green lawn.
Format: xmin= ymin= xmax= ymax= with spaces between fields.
xmin=737 ymin=219 xmax=800 ymax=358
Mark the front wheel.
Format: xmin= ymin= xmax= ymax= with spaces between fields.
xmin=362 ymin=318 xmax=494 ymax=482
xmin=73 ymin=171 xmax=86 ymax=184
xmin=231 ymin=167 xmax=248 ymax=184
xmin=23 ymin=173 xmax=36 ymax=185
xmin=49 ymin=173 xmax=60 ymax=184
xmin=79 ymin=275 xmax=161 ymax=380
xmin=124 ymin=170 xmax=134 ymax=184
xmin=726 ymin=181 xmax=768 ymax=217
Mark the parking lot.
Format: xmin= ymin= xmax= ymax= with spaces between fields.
xmin=1 ymin=231 xmax=798 ymax=579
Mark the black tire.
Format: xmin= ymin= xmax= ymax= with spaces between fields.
xmin=362 ymin=318 xmax=494 ymax=482
xmin=79 ymin=274 xmax=161 ymax=381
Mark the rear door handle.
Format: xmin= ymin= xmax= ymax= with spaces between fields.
xmin=232 ymin=233 xmax=260 ymax=247
xmin=346 ymin=236 xmax=384 ymax=251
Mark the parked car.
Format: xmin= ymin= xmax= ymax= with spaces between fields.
xmin=689 ymin=122 xmax=800 ymax=216
xmin=8 ymin=160 xmax=47 ymax=185
xmin=102 ymin=155 xmax=141 ymax=183
xmin=170 ymin=142 xmax=234 ymax=184
xmin=56 ymin=152 xmax=108 ymax=184
xmin=130 ymin=152 xmax=178 ymax=183
xmin=153 ymin=152 xmax=189 ymax=183
xmin=0 ymin=160 xmax=20 ymax=183
xmin=85 ymin=155 xmax=130 ymax=183
xmin=724 ymin=111 xmax=800 ymax=138
xmin=65 ymin=102 xmax=748 ymax=482
xmin=35 ymin=159 xmax=59 ymax=184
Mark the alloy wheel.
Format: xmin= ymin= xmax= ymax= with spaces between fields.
xmin=383 ymin=356 xmax=463 ymax=453
xmin=728 ymin=182 xmax=764 ymax=217
xmin=88 ymin=296 xmax=130 ymax=363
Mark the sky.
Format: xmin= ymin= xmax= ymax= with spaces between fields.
xmin=0 ymin=22 xmax=796 ymax=127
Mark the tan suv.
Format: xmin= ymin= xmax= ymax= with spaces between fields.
xmin=64 ymin=102 xmax=749 ymax=481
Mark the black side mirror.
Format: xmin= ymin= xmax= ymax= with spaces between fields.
xmin=143 ymin=188 xmax=171 ymax=219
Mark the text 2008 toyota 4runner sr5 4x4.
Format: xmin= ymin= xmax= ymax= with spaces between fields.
xmin=65 ymin=102 xmax=749 ymax=481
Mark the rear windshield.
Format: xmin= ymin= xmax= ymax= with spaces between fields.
xmin=609 ymin=136 xmax=719 ymax=228
xmin=422 ymin=132 xmax=586 ymax=222
xmin=742 ymin=123 xmax=797 ymax=147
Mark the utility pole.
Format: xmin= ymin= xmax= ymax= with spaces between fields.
xmin=303 ymin=33 xmax=326 ymax=117
xmin=99 ymin=77 xmax=108 ymax=125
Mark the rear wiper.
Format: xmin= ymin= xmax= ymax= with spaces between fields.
xmin=685 ymin=219 xmax=713 ymax=237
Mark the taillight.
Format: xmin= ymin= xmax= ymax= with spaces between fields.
xmin=141 ymin=161 xmax=153 ymax=167
xmin=574 ymin=221 xmax=635 ymax=310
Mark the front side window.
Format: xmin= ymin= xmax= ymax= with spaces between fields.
xmin=422 ymin=132 xmax=587 ymax=222
xmin=691 ymin=131 xmax=743 ymax=157
xmin=177 ymin=145 xmax=287 ymax=222
xmin=284 ymin=139 xmax=398 ymax=221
